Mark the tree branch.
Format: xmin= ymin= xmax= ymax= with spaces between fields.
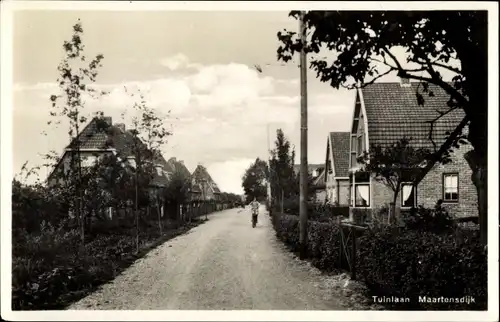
xmin=359 ymin=68 xmax=393 ymax=88
xmin=383 ymin=47 xmax=470 ymax=113
xmin=416 ymin=115 xmax=469 ymax=184
xmin=431 ymin=61 xmax=462 ymax=75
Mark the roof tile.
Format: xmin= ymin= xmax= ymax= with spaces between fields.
xmin=361 ymin=82 xmax=465 ymax=150
xmin=329 ymin=132 xmax=350 ymax=177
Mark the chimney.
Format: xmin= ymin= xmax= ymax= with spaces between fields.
xmin=115 ymin=123 xmax=126 ymax=133
xmin=169 ymin=157 xmax=177 ymax=163
xmin=400 ymin=77 xmax=411 ymax=87
xmin=179 ymin=160 xmax=184 ymax=165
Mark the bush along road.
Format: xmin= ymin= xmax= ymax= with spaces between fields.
xmin=12 ymin=218 xmax=208 ymax=310
xmin=271 ymin=211 xmax=487 ymax=311
xmin=66 ymin=206 xmax=366 ymax=310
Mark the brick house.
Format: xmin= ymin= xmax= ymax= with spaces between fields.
xmin=324 ymin=132 xmax=350 ymax=206
xmin=293 ymin=164 xmax=326 ymax=203
xmin=46 ymin=116 xmax=174 ymax=218
xmin=347 ymin=80 xmax=477 ymax=218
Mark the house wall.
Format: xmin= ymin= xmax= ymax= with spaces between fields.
xmin=49 ymin=150 xmax=112 ymax=186
xmin=315 ymin=189 xmax=327 ymax=203
xmin=338 ymin=179 xmax=350 ymax=206
xmin=419 ymin=143 xmax=477 ymax=217
xmin=371 ymin=175 xmax=394 ymax=210
xmin=325 ymin=171 xmax=336 ymax=204
xmin=364 ymin=144 xmax=477 ymax=218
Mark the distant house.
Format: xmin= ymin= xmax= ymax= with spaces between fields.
xmin=324 ymin=132 xmax=350 ymax=206
xmin=191 ymin=164 xmax=222 ymax=202
xmin=347 ymin=80 xmax=477 ymax=218
xmin=293 ymin=164 xmax=326 ymax=203
xmin=46 ymin=116 xmax=173 ymax=218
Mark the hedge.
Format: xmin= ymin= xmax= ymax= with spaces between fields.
xmin=357 ymin=228 xmax=487 ymax=310
xmin=273 ymin=198 xmax=349 ymax=222
xmin=272 ymin=213 xmax=349 ymax=272
xmin=12 ymin=218 xmax=207 ymax=310
xmin=271 ymin=212 xmax=487 ymax=310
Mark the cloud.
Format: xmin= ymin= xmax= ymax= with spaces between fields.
xmin=207 ymin=158 xmax=255 ymax=194
xmin=159 ymin=53 xmax=190 ymax=70
xmin=13 ymin=82 xmax=58 ymax=92
xmin=13 ymin=54 xmax=355 ymax=192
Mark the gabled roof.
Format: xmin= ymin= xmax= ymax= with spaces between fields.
xmin=47 ymin=116 xmax=174 ymax=187
xmin=329 ymin=132 xmax=350 ymax=177
xmin=312 ymin=167 xmax=326 ymax=187
xmin=167 ymin=157 xmax=191 ymax=180
xmin=293 ymin=164 xmax=324 ymax=176
xmin=191 ymin=164 xmax=221 ymax=194
xmin=360 ymin=82 xmax=466 ymax=150
xmin=293 ymin=164 xmax=326 ymax=188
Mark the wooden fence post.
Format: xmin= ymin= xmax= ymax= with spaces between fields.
xmin=338 ymin=228 xmax=343 ymax=270
xmin=351 ymin=226 xmax=357 ymax=280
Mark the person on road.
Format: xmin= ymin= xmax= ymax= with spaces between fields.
xmin=250 ymin=198 xmax=260 ymax=225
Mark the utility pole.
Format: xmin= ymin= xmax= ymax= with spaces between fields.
xmin=267 ymin=123 xmax=272 ymax=208
xmin=298 ymin=11 xmax=309 ymax=260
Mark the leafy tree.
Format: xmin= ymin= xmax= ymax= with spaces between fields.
xmin=121 ymin=87 xmax=171 ymax=252
xmin=277 ymin=11 xmax=488 ymax=245
xmin=269 ymin=129 xmax=297 ymax=208
xmin=357 ymin=138 xmax=433 ymax=222
xmin=47 ymin=20 xmax=106 ymax=244
xmin=164 ymin=168 xmax=192 ymax=223
xmin=242 ymin=158 xmax=268 ymax=202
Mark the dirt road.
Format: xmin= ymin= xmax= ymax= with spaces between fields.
xmin=67 ymin=206 xmax=352 ymax=310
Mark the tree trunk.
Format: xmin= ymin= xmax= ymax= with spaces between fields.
xmin=157 ymin=201 xmax=162 ymax=235
xmin=457 ymin=20 xmax=487 ymax=247
xmin=390 ymin=188 xmax=399 ymax=225
xmin=465 ymin=150 xmax=487 ymax=246
xmin=135 ymin=177 xmax=139 ymax=254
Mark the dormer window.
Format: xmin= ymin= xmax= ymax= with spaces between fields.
xmin=82 ymin=155 xmax=97 ymax=168
xmin=400 ymin=77 xmax=411 ymax=87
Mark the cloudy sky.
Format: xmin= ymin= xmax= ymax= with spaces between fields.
xmin=12 ymin=10 xmax=361 ymax=194
xmin=13 ymin=9 xmax=458 ymax=194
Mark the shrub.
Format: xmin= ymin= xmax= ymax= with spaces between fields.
xmin=402 ymin=201 xmax=456 ymax=233
xmin=12 ymin=212 xmax=204 ymax=310
xmin=272 ymin=212 xmax=348 ymax=272
xmin=357 ymin=228 xmax=487 ymax=310
xmin=275 ymin=197 xmax=348 ymax=222
xmin=272 ymin=211 xmax=487 ymax=311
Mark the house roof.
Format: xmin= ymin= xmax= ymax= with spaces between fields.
xmin=191 ymin=164 xmax=221 ymax=194
xmin=360 ymin=82 xmax=466 ymax=150
xmin=48 ymin=116 xmax=174 ymax=187
xmin=293 ymin=164 xmax=326 ymax=188
xmin=293 ymin=164 xmax=324 ymax=176
xmin=329 ymin=132 xmax=350 ymax=177
xmin=312 ymin=168 xmax=326 ymax=187
xmin=167 ymin=157 xmax=191 ymax=180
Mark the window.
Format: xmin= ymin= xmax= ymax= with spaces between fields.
xmin=443 ymin=173 xmax=459 ymax=202
xmin=401 ymin=183 xmax=417 ymax=208
xmin=81 ymin=155 xmax=97 ymax=167
xmin=354 ymin=184 xmax=370 ymax=207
